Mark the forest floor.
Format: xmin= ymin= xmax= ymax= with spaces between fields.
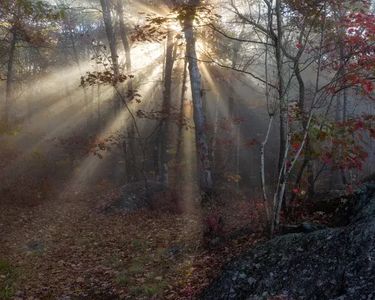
xmin=0 ymin=182 xmax=267 ymax=300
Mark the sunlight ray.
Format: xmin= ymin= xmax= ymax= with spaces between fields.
xmin=132 ymin=1 xmax=169 ymax=16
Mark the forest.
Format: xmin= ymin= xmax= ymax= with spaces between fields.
xmin=1 ymin=0 xmax=375 ymax=299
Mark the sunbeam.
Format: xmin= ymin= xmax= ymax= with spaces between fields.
xmin=1 ymin=0 xmax=375 ymax=299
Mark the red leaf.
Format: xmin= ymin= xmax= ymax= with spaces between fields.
xmin=291 ymin=142 xmax=300 ymax=151
xmin=362 ymin=81 xmax=374 ymax=94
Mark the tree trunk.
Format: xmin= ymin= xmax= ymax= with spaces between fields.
xmin=211 ymin=95 xmax=220 ymax=171
xmin=100 ymin=0 xmax=120 ymax=112
xmin=127 ymin=123 xmax=138 ymax=182
xmin=100 ymin=0 xmax=119 ymax=77
xmin=275 ymin=1 xmax=287 ymax=176
xmin=175 ymin=56 xmax=188 ymax=162
xmin=183 ymin=1 xmax=213 ymax=193
xmin=115 ymin=0 xmax=137 ymax=182
xmin=273 ymin=0 xmax=288 ymax=232
xmin=158 ymin=29 xmax=176 ymax=185
xmin=5 ymin=29 xmax=17 ymax=124
xmin=116 ymin=0 xmax=131 ymax=76
xmin=68 ymin=23 xmax=90 ymax=126
xmin=232 ymin=24 xmax=246 ymax=189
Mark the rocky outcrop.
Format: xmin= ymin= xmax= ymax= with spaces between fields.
xmin=201 ymin=184 xmax=375 ymax=300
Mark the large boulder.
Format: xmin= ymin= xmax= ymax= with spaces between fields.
xmin=103 ymin=180 xmax=166 ymax=213
xmin=201 ymin=184 xmax=375 ymax=300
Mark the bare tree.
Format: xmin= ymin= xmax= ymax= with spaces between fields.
xmin=183 ymin=0 xmax=213 ymax=193
xmin=100 ymin=0 xmax=120 ymax=83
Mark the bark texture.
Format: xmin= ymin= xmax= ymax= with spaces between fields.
xmin=5 ymin=28 xmax=17 ymax=123
xmin=100 ymin=0 xmax=120 ymax=79
xmin=183 ymin=1 xmax=213 ymax=192
xmin=158 ymin=29 xmax=176 ymax=185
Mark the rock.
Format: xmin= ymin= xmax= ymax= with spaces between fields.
xmin=314 ymin=189 xmax=347 ymax=205
xmin=201 ymin=184 xmax=375 ymax=300
xmin=280 ymin=222 xmax=327 ymax=234
xmin=164 ymin=245 xmax=183 ymax=259
xmin=103 ymin=180 xmax=166 ymax=213
xmin=25 ymin=240 xmax=44 ymax=252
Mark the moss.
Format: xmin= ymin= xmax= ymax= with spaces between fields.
xmin=131 ymin=239 xmax=146 ymax=251
xmin=144 ymin=281 xmax=167 ymax=297
xmin=129 ymin=281 xmax=167 ymax=298
xmin=115 ymin=272 xmax=129 ymax=286
xmin=105 ymin=255 xmax=125 ymax=269
xmin=0 ymin=260 xmax=17 ymax=300
xmin=128 ymin=260 xmax=144 ymax=274
xmin=129 ymin=286 xmax=144 ymax=297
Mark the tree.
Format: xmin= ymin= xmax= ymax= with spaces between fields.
xmin=157 ymin=28 xmax=177 ymax=185
xmin=99 ymin=0 xmax=120 ymax=87
xmin=181 ymin=0 xmax=213 ymax=193
xmin=222 ymin=0 xmax=375 ymax=233
xmin=0 ymin=0 xmax=62 ymax=124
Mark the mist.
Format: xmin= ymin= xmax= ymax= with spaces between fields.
xmin=1 ymin=0 xmax=375 ymax=298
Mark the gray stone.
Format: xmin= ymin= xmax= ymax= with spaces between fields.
xmin=201 ymin=184 xmax=375 ymax=300
xmin=25 ymin=240 xmax=44 ymax=252
xmin=103 ymin=180 xmax=166 ymax=213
